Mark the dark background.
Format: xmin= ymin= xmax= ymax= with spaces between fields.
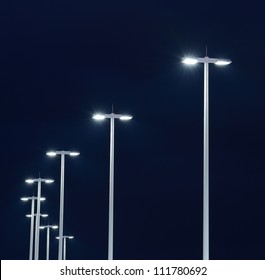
xmin=0 ymin=0 xmax=265 ymax=260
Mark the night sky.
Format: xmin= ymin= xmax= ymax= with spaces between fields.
xmin=1 ymin=0 xmax=265 ymax=260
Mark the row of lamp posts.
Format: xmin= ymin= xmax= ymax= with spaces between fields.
xmin=21 ymin=152 xmax=78 ymax=260
xmin=20 ymin=52 xmax=231 ymax=261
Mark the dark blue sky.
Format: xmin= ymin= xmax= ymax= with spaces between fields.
xmin=1 ymin=0 xmax=265 ymax=260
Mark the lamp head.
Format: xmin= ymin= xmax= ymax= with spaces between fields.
xmin=25 ymin=179 xmax=35 ymax=184
xmin=92 ymin=114 xmax=106 ymax=120
xmin=182 ymin=57 xmax=199 ymax=65
xmin=120 ymin=115 xmax=133 ymax=121
xmin=69 ymin=152 xmax=80 ymax=157
xmin=46 ymin=151 xmax=57 ymax=157
xmin=214 ymin=59 xmax=232 ymax=66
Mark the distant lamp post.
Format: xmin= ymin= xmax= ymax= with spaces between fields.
xmin=40 ymin=225 xmax=58 ymax=260
xmin=93 ymin=112 xmax=132 ymax=260
xmin=182 ymin=54 xmax=231 ymax=260
xmin=25 ymin=178 xmax=54 ymax=260
xmin=56 ymin=235 xmax=74 ymax=260
xmin=46 ymin=150 xmax=79 ymax=260
xmin=21 ymin=196 xmax=46 ymax=260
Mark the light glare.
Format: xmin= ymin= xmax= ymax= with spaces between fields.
xmin=45 ymin=179 xmax=54 ymax=184
xmin=215 ymin=59 xmax=232 ymax=66
xmin=21 ymin=197 xmax=29 ymax=201
xmin=182 ymin=57 xmax=198 ymax=65
xmin=69 ymin=152 xmax=80 ymax=157
xmin=120 ymin=115 xmax=133 ymax=121
xmin=25 ymin=179 xmax=34 ymax=184
xmin=46 ymin=151 xmax=57 ymax=157
xmin=93 ymin=114 xmax=106 ymax=120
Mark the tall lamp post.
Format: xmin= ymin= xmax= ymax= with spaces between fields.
xmin=21 ymin=196 xmax=46 ymax=260
xmin=46 ymin=150 xmax=79 ymax=260
xmin=182 ymin=55 xmax=231 ymax=260
xmin=25 ymin=178 xmax=54 ymax=260
xmin=40 ymin=225 xmax=58 ymax=260
xmin=93 ymin=112 xmax=132 ymax=260
xmin=56 ymin=235 xmax=74 ymax=260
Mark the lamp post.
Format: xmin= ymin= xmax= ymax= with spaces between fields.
xmin=93 ymin=112 xmax=132 ymax=260
xmin=56 ymin=235 xmax=74 ymax=260
xmin=46 ymin=150 xmax=79 ymax=260
xmin=40 ymin=225 xmax=58 ymax=260
xmin=182 ymin=55 xmax=231 ymax=260
xmin=25 ymin=178 xmax=54 ymax=260
xmin=21 ymin=196 xmax=46 ymax=260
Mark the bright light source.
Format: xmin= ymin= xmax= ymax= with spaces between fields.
xmin=52 ymin=225 xmax=59 ymax=229
xmin=41 ymin=214 xmax=48 ymax=218
xmin=39 ymin=226 xmax=45 ymax=229
xmin=21 ymin=197 xmax=29 ymax=201
xmin=182 ymin=57 xmax=199 ymax=65
xmin=68 ymin=236 xmax=74 ymax=239
xmin=93 ymin=114 xmax=106 ymax=120
xmin=215 ymin=59 xmax=232 ymax=66
xmin=45 ymin=179 xmax=54 ymax=184
xmin=26 ymin=214 xmax=32 ymax=218
xmin=46 ymin=151 xmax=57 ymax=157
xmin=25 ymin=179 xmax=34 ymax=184
xmin=69 ymin=152 xmax=80 ymax=157
xmin=120 ymin=115 xmax=133 ymax=121
xmin=40 ymin=197 xmax=46 ymax=201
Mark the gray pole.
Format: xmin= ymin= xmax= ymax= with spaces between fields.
xmin=203 ymin=59 xmax=209 ymax=260
xmin=108 ymin=116 xmax=115 ymax=260
xmin=34 ymin=181 xmax=42 ymax=260
xmin=58 ymin=154 xmax=65 ymax=260
xmin=63 ymin=237 xmax=66 ymax=260
xmin=46 ymin=227 xmax=50 ymax=260
xmin=29 ymin=198 xmax=35 ymax=260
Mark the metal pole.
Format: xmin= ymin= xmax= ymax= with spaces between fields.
xmin=46 ymin=227 xmax=50 ymax=260
xmin=29 ymin=198 xmax=35 ymax=260
xmin=203 ymin=58 xmax=209 ymax=260
xmin=34 ymin=181 xmax=41 ymax=260
xmin=108 ymin=116 xmax=115 ymax=260
xmin=58 ymin=154 xmax=65 ymax=260
xmin=63 ymin=237 xmax=66 ymax=260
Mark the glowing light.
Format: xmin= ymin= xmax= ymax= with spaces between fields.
xmin=120 ymin=115 xmax=133 ymax=121
xmin=52 ymin=225 xmax=59 ymax=229
xmin=69 ymin=152 xmax=80 ymax=157
xmin=215 ymin=59 xmax=232 ymax=66
xmin=93 ymin=114 xmax=106 ymax=120
xmin=21 ymin=197 xmax=29 ymax=201
xmin=46 ymin=151 xmax=57 ymax=157
xmin=182 ymin=57 xmax=199 ymax=65
xmin=45 ymin=179 xmax=54 ymax=184
xmin=25 ymin=179 xmax=34 ymax=184
xmin=39 ymin=226 xmax=45 ymax=229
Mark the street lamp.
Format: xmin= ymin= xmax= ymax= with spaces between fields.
xmin=46 ymin=150 xmax=79 ymax=260
xmin=25 ymin=178 xmax=54 ymax=260
xmin=40 ymin=225 xmax=58 ymax=260
xmin=20 ymin=196 xmax=46 ymax=260
xmin=92 ymin=112 xmax=132 ymax=260
xmin=56 ymin=235 xmax=74 ymax=260
xmin=182 ymin=54 xmax=231 ymax=260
